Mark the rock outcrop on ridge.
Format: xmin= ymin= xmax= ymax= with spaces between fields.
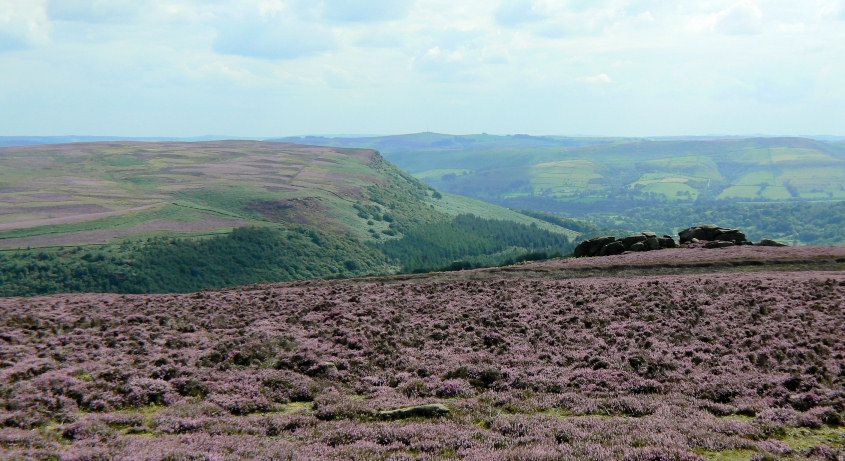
xmin=678 ymin=224 xmax=747 ymax=245
xmin=574 ymin=231 xmax=678 ymax=258
xmin=574 ymin=224 xmax=787 ymax=258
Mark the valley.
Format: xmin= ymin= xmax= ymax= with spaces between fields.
xmin=282 ymin=134 xmax=845 ymax=245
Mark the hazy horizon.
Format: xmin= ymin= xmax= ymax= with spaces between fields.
xmin=2 ymin=1 xmax=844 ymax=137
xmin=2 ymin=132 xmax=845 ymax=141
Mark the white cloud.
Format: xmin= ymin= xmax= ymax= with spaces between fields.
xmin=410 ymin=27 xmax=512 ymax=82
xmin=0 ymin=0 xmax=50 ymax=51
xmin=352 ymin=26 xmax=408 ymax=48
xmin=184 ymin=60 xmax=263 ymax=87
xmin=414 ymin=45 xmax=468 ymax=76
xmin=498 ymin=1 xmax=631 ymax=39
xmin=777 ymin=22 xmax=805 ymax=33
xmin=1 ymin=0 xmax=844 ymax=136
xmin=577 ymin=73 xmax=612 ymax=83
xmin=713 ymin=1 xmax=763 ymax=35
xmin=495 ymin=0 xmax=545 ymax=26
xmin=816 ymin=0 xmax=845 ymax=19
xmin=481 ymin=44 xmax=511 ymax=64
xmin=688 ymin=1 xmax=764 ymax=35
xmin=323 ymin=67 xmax=356 ymax=89
xmin=212 ymin=4 xmax=337 ymax=59
xmin=46 ymin=0 xmax=144 ymax=23
xmin=319 ymin=0 xmax=414 ymax=23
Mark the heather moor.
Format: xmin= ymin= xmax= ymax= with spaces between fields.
xmin=1 ymin=246 xmax=844 ymax=460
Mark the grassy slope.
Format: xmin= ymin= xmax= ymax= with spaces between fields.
xmin=0 ymin=141 xmax=582 ymax=295
xmin=431 ymin=193 xmax=578 ymax=238
xmin=0 ymin=141 xmax=575 ymax=249
xmin=0 ymin=141 xmax=401 ymax=245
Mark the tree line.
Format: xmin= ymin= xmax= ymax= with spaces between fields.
xmin=0 ymin=214 xmax=573 ymax=297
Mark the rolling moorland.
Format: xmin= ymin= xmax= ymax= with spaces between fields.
xmin=0 ymin=141 xmax=581 ymax=296
xmin=280 ymin=134 xmax=845 ymax=245
xmin=0 ymin=136 xmax=251 ymax=148
xmin=1 ymin=245 xmax=843 ymax=460
xmin=0 ymin=136 xmax=842 ymax=460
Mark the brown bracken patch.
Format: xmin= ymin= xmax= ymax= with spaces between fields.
xmin=248 ymin=197 xmax=333 ymax=228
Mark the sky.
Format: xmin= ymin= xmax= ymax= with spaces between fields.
xmin=1 ymin=0 xmax=844 ymax=137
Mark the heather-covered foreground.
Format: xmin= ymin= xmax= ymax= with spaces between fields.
xmin=1 ymin=252 xmax=844 ymax=459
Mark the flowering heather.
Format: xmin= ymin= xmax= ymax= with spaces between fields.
xmin=1 ymin=247 xmax=843 ymax=460
xmin=531 ymin=244 xmax=845 ymax=269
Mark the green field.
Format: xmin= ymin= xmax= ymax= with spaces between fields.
xmin=584 ymin=201 xmax=845 ymax=246
xmin=288 ymin=134 xmax=845 ymax=213
xmin=415 ymin=168 xmax=472 ymax=180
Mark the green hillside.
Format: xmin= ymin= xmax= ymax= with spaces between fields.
xmin=289 ymin=135 xmax=845 ymax=207
xmin=282 ymin=134 xmax=845 ymax=244
xmin=0 ymin=141 xmax=578 ymax=296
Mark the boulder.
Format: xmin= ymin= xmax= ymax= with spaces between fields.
xmin=713 ymin=229 xmax=746 ymax=242
xmin=377 ymin=403 xmax=450 ymax=420
xmin=602 ymin=241 xmax=626 ymax=256
xmin=574 ymin=236 xmax=616 ymax=258
xmin=621 ymin=235 xmax=647 ymax=249
xmin=658 ymin=237 xmax=678 ymax=248
xmin=306 ymin=361 xmax=339 ymax=378
xmin=757 ymin=238 xmax=787 ymax=247
xmin=679 ymin=225 xmax=715 ymax=242
xmin=679 ymin=225 xmax=747 ymax=244
xmin=704 ymin=241 xmax=734 ymax=249
xmin=574 ymin=226 xmax=760 ymax=258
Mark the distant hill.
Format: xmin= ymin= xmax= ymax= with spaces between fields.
xmin=278 ymin=134 xmax=845 ymax=243
xmin=274 ymin=132 xmax=632 ymax=151
xmin=0 ymin=141 xmax=579 ymax=295
xmin=0 ymin=135 xmax=258 ymax=147
xmin=280 ymin=135 xmax=845 ymax=206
